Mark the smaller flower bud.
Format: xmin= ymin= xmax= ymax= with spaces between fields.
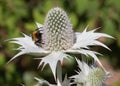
xmin=87 ymin=68 xmax=106 ymax=86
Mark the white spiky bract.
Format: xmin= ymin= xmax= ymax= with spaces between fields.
xmin=34 ymin=75 xmax=70 ymax=86
xmin=8 ymin=33 xmax=50 ymax=63
xmin=70 ymin=59 xmax=108 ymax=86
xmin=72 ymin=26 xmax=113 ymax=50
xmin=37 ymin=52 xmax=71 ymax=79
xmin=8 ymin=7 xmax=113 ymax=84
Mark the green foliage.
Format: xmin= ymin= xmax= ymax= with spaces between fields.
xmin=0 ymin=0 xmax=120 ymax=85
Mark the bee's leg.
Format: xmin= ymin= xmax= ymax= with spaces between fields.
xmin=35 ymin=41 xmax=41 ymax=47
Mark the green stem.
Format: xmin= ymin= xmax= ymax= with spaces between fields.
xmin=56 ymin=61 xmax=62 ymax=84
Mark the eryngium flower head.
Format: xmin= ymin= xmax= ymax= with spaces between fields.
xmin=70 ymin=59 xmax=109 ymax=86
xmin=8 ymin=7 xmax=113 ymax=79
xmin=43 ymin=7 xmax=74 ymax=51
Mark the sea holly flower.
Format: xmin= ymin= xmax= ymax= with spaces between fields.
xmin=8 ymin=7 xmax=113 ymax=79
xmin=70 ymin=59 xmax=109 ymax=86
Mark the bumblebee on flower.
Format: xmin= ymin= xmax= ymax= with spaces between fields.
xmin=8 ymin=7 xmax=113 ymax=86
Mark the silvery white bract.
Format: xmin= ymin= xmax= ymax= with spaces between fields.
xmin=8 ymin=7 xmax=113 ymax=80
xmin=70 ymin=59 xmax=109 ymax=86
xmin=34 ymin=75 xmax=70 ymax=86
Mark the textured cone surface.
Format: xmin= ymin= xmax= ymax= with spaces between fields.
xmin=43 ymin=7 xmax=74 ymax=51
xmin=87 ymin=68 xmax=105 ymax=86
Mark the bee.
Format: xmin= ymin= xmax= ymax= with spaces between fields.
xmin=32 ymin=27 xmax=44 ymax=47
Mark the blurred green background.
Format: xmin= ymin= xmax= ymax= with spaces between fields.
xmin=0 ymin=0 xmax=120 ymax=86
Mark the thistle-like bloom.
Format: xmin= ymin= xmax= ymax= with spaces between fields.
xmin=8 ymin=7 xmax=113 ymax=79
xmin=70 ymin=59 xmax=109 ymax=86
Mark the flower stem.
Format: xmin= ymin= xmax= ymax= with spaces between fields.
xmin=56 ymin=61 xmax=62 ymax=84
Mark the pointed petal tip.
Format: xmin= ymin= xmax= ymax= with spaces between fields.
xmin=35 ymin=22 xmax=43 ymax=28
xmin=94 ymin=27 xmax=101 ymax=30
xmin=83 ymin=25 xmax=89 ymax=32
xmin=7 ymin=56 xmax=17 ymax=64
xmin=37 ymin=65 xmax=40 ymax=69
xmin=4 ymin=39 xmax=11 ymax=42
xmin=83 ymin=25 xmax=100 ymax=33
xmin=20 ymin=32 xmax=26 ymax=36
xmin=109 ymin=35 xmax=115 ymax=39
xmin=102 ymin=33 xmax=115 ymax=39
xmin=7 ymin=59 xmax=12 ymax=64
xmin=7 ymin=52 xmax=25 ymax=64
xmin=108 ymin=48 xmax=112 ymax=51
xmin=86 ymin=25 xmax=89 ymax=29
xmin=34 ymin=77 xmax=39 ymax=81
xmin=37 ymin=62 xmax=42 ymax=69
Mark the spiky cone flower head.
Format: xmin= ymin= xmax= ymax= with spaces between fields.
xmin=43 ymin=7 xmax=74 ymax=51
xmin=70 ymin=59 xmax=109 ymax=86
xmin=8 ymin=7 xmax=113 ymax=79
